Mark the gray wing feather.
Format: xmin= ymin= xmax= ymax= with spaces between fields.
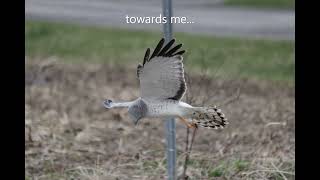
xmin=139 ymin=56 xmax=186 ymax=100
xmin=137 ymin=38 xmax=187 ymax=100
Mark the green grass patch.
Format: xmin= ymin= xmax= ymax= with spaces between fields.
xmin=208 ymin=166 xmax=225 ymax=177
xmin=26 ymin=20 xmax=294 ymax=84
xmin=142 ymin=160 xmax=159 ymax=171
xmin=225 ymin=0 xmax=295 ymax=9
xmin=234 ymin=159 xmax=250 ymax=171
xmin=207 ymin=159 xmax=251 ymax=177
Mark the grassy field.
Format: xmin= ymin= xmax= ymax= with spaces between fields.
xmin=224 ymin=0 xmax=295 ymax=9
xmin=25 ymin=59 xmax=295 ymax=179
xmin=25 ymin=20 xmax=295 ymax=179
xmin=26 ymin=21 xmax=295 ymax=85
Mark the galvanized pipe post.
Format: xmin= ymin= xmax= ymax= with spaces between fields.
xmin=162 ymin=0 xmax=176 ymax=179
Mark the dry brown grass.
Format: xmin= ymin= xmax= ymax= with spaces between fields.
xmin=25 ymin=57 xmax=294 ymax=180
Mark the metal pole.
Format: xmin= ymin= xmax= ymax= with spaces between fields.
xmin=162 ymin=0 xmax=176 ymax=180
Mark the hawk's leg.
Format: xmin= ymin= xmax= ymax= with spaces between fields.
xmin=178 ymin=116 xmax=197 ymax=129
xmin=181 ymin=118 xmax=198 ymax=178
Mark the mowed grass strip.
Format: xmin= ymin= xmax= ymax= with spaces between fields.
xmin=224 ymin=0 xmax=295 ymax=9
xmin=26 ymin=20 xmax=294 ymax=84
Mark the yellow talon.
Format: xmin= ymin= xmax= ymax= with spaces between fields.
xmin=178 ymin=116 xmax=197 ymax=129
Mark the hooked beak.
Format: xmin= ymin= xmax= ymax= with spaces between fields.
xmin=103 ymin=99 xmax=113 ymax=109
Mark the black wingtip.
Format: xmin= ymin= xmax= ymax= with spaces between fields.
xmin=142 ymin=38 xmax=185 ymax=65
xmin=158 ymin=39 xmax=176 ymax=56
xmin=150 ymin=38 xmax=165 ymax=59
xmin=143 ymin=48 xmax=150 ymax=65
xmin=168 ymin=38 xmax=176 ymax=44
xmin=165 ymin=43 xmax=183 ymax=57
xmin=158 ymin=38 xmax=165 ymax=47
xmin=173 ymin=50 xmax=186 ymax=56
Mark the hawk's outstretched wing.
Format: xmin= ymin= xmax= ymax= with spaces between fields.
xmin=137 ymin=38 xmax=186 ymax=101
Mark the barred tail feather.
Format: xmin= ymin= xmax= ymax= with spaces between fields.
xmin=191 ymin=106 xmax=228 ymax=129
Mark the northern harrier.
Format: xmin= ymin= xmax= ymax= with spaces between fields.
xmin=104 ymin=38 xmax=228 ymax=129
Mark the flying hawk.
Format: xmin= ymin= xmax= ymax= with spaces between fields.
xmin=104 ymin=38 xmax=228 ymax=129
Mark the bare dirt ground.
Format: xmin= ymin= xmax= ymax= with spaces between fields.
xmin=25 ymin=58 xmax=295 ymax=180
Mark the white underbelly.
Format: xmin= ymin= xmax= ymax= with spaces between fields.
xmin=145 ymin=100 xmax=192 ymax=118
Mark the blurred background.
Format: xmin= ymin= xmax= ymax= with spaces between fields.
xmin=25 ymin=0 xmax=295 ymax=179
